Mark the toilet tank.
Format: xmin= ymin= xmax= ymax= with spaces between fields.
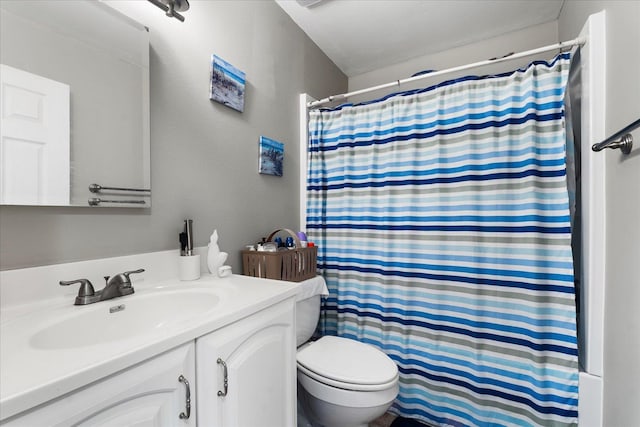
xmin=294 ymin=276 xmax=329 ymax=346
xmin=296 ymin=295 xmax=321 ymax=346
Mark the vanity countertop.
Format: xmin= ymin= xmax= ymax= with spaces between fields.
xmin=0 ymin=273 xmax=298 ymax=420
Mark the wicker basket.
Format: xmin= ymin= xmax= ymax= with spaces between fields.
xmin=241 ymin=229 xmax=317 ymax=282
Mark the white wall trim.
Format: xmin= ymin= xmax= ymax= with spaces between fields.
xmin=580 ymin=10 xmax=606 ymax=379
xmin=577 ymin=9 xmax=606 ymax=427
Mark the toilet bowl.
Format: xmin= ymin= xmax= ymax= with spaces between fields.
xmin=297 ymin=336 xmax=399 ymax=427
xmin=294 ymin=277 xmax=399 ymax=427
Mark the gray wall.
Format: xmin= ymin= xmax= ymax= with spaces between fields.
xmin=558 ymin=2 xmax=640 ymax=426
xmin=0 ymin=0 xmax=347 ymax=271
xmin=348 ymin=21 xmax=559 ymax=94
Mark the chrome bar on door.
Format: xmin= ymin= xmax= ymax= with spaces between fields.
xmin=592 ymin=118 xmax=639 ymax=155
xmin=88 ymin=198 xmax=147 ymax=206
xmin=89 ymin=183 xmax=151 ymax=193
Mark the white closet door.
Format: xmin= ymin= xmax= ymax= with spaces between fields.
xmin=0 ymin=64 xmax=70 ymax=205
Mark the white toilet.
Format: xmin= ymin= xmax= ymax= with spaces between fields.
xmin=296 ymin=278 xmax=399 ymax=427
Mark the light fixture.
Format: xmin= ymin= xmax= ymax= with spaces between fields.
xmin=147 ymin=0 xmax=190 ymax=22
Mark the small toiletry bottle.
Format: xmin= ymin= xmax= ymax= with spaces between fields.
xmin=297 ymin=231 xmax=308 ymax=247
xmin=286 ymin=236 xmax=295 ymax=249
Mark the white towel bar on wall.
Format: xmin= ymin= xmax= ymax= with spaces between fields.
xmin=592 ymin=118 xmax=639 ymax=154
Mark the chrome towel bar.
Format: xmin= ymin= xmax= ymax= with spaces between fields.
xmin=89 ymin=184 xmax=151 ymax=193
xmin=88 ymin=198 xmax=147 ymax=206
xmin=592 ymin=118 xmax=639 ymax=155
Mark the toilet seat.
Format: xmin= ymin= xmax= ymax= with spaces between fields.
xmin=297 ymin=336 xmax=398 ymax=392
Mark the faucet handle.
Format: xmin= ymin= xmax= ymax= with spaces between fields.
xmin=59 ymin=279 xmax=95 ymax=296
xmin=59 ymin=279 xmax=96 ymax=305
xmin=122 ymin=268 xmax=144 ymax=286
xmin=106 ymin=268 xmax=145 ymax=289
xmin=123 ymin=268 xmax=145 ymax=281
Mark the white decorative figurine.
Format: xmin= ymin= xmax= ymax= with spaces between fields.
xmin=207 ymin=230 xmax=229 ymax=277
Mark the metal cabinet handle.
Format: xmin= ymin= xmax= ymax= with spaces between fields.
xmin=217 ymin=358 xmax=228 ymax=397
xmin=178 ymin=375 xmax=191 ymax=419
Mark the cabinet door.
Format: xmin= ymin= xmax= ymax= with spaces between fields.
xmin=3 ymin=343 xmax=196 ymax=427
xmin=196 ymin=298 xmax=296 ymax=427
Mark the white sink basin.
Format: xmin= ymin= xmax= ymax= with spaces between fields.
xmin=29 ymin=289 xmax=220 ymax=350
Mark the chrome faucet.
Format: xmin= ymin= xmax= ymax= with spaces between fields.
xmin=60 ymin=269 xmax=145 ymax=305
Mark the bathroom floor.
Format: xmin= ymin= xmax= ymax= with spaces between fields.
xmin=298 ymin=399 xmax=397 ymax=427
xmin=370 ymin=412 xmax=397 ymax=427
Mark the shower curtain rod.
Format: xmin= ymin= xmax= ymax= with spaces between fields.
xmin=307 ymin=37 xmax=586 ymax=109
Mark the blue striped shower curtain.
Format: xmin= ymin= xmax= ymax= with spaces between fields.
xmin=306 ymin=53 xmax=578 ymax=427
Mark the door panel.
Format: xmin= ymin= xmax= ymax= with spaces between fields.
xmin=0 ymin=64 xmax=69 ymax=205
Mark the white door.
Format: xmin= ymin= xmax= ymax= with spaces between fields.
xmin=196 ymin=300 xmax=296 ymax=427
xmin=0 ymin=64 xmax=70 ymax=205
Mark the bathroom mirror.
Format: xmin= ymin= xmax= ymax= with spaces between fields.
xmin=0 ymin=0 xmax=150 ymax=207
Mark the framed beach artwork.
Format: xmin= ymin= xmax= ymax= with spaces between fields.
xmin=258 ymin=136 xmax=284 ymax=177
xmin=209 ymin=54 xmax=245 ymax=112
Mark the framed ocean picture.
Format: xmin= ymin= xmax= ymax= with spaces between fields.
xmin=209 ymin=54 xmax=245 ymax=112
xmin=258 ymin=136 xmax=284 ymax=177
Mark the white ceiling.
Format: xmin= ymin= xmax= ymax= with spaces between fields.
xmin=274 ymin=0 xmax=565 ymax=77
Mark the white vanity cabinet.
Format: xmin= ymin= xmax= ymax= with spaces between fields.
xmin=1 ymin=265 xmax=299 ymax=426
xmin=1 ymin=297 xmax=296 ymax=427
xmin=2 ymin=343 xmax=196 ymax=427
xmin=196 ymin=298 xmax=296 ymax=427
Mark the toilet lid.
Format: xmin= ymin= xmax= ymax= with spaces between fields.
xmin=297 ymin=336 xmax=398 ymax=386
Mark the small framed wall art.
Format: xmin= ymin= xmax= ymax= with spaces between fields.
xmin=258 ymin=136 xmax=284 ymax=177
xmin=209 ymin=54 xmax=245 ymax=112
